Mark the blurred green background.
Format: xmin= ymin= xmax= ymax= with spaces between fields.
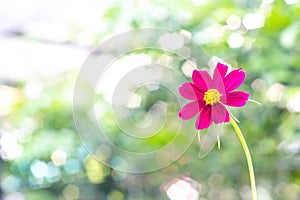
xmin=0 ymin=0 xmax=300 ymax=199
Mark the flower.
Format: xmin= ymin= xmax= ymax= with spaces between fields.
xmin=178 ymin=62 xmax=250 ymax=130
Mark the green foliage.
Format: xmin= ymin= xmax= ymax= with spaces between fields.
xmin=1 ymin=1 xmax=300 ymax=199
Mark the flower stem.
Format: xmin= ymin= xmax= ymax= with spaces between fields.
xmin=230 ymin=117 xmax=257 ymax=200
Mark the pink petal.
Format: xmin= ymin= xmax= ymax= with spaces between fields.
xmin=211 ymin=82 xmax=225 ymax=96
xmin=209 ymin=63 xmax=228 ymax=95
xmin=224 ymin=67 xmax=246 ymax=92
xmin=213 ymin=62 xmax=228 ymax=80
xmin=179 ymin=82 xmax=204 ymax=100
xmin=196 ymin=105 xmax=212 ymax=130
xmin=192 ymin=70 xmax=212 ymax=92
xmin=179 ymin=100 xmax=205 ymax=120
xmin=226 ymin=91 xmax=250 ymax=107
xmin=211 ymin=103 xmax=229 ymax=123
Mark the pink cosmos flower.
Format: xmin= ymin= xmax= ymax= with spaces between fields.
xmin=178 ymin=62 xmax=250 ymax=130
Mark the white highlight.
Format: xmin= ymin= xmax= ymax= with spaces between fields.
xmin=285 ymin=0 xmax=299 ymax=4
xmin=226 ymin=14 xmax=241 ymax=30
xmin=0 ymin=132 xmax=22 ymax=160
xmin=166 ymin=178 xmax=200 ymax=200
xmin=182 ymin=60 xmax=197 ymax=77
xmin=51 ymin=149 xmax=67 ymax=166
xmin=30 ymin=160 xmax=48 ymax=178
xmin=127 ymin=93 xmax=141 ymax=108
xmin=266 ymin=83 xmax=285 ymax=102
xmin=287 ymin=91 xmax=300 ymax=113
xmin=243 ymin=13 xmax=265 ymax=30
xmin=228 ymin=33 xmax=244 ymax=48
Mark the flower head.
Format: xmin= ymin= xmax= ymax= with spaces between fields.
xmin=178 ymin=62 xmax=250 ymax=130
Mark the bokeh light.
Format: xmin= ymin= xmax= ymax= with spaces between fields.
xmin=0 ymin=0 xmax=300 ymax=199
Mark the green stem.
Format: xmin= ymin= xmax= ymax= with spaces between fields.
xmin=230 ymin=117 xmax=257 ymax=200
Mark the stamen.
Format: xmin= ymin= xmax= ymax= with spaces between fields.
xmin=204 ymin=89 xmax=221 ymax=105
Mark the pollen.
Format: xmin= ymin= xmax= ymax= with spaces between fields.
xmin=204 ymin=89 xmax=221 ymax=105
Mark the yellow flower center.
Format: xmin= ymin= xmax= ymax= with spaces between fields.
xmin=204 ymin=89 xmax=221 ymax=105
